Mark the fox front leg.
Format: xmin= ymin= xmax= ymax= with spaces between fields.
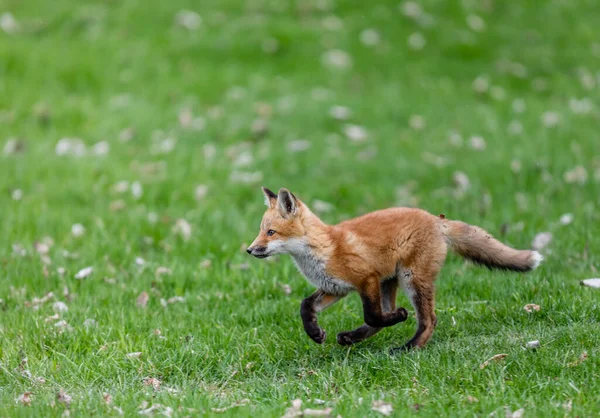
xmin=300 ymin=289 xmax=345 ymax=344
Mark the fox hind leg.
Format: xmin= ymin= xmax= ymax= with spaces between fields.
xmin=337 ymin=279 xmax=403 ymax=346
xmin=390 ymin=271 xmax=437 ymax=353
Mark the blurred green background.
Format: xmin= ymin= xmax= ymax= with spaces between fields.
xmin=1 ymin=0 xmax=599 ymax=416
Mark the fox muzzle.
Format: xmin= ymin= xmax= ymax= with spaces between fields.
xmin=246 ymin=246 xmax=269 ymax=258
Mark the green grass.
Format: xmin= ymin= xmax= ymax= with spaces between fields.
xmin=1 ymin=0 xmax=600 ymax=416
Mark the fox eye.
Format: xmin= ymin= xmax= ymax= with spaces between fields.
xmin=267 ymin=229 xmax=276 ymax=236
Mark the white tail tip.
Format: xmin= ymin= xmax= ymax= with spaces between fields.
xmin=530 ymin=251 xmax=544 ymax=269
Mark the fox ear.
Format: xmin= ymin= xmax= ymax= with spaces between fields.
xmin=277 ymin=188 xmax=297 ymax=217
xmin=261 ymin=186 xmax=277 ymax=208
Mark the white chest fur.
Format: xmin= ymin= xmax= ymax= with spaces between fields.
xmin=291 ymin=249 xmax=354 ymax=296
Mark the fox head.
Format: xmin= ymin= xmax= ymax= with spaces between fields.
xmin=246 ymin=187 xmax=307 ymax=259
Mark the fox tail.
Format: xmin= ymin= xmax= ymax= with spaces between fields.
xmin=442 ymin=220 xmax=543 ymax=272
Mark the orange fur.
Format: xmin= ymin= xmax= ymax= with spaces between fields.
xmin=247 ymin=187 xmax=543 ymax=351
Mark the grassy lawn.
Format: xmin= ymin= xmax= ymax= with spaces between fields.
xmin=1 ymin=0 xmax=599 ymax=416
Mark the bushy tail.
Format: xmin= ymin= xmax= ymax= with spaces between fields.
xmin=442 ymin=220 xmax=543 ymax=272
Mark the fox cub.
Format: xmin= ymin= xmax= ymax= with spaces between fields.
xmin=247 ymin=187 xmax=543 ymax=352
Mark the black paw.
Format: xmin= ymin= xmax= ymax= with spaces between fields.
xmin=395 ymin=307 xmax=409 ymax=321
xmin=389 ymin=342 xmax=415 ymax=355
xmin=307 ymin=327 xmax=327 ymax=344
xmin=336 ymin=332 xmax=355 ymax=346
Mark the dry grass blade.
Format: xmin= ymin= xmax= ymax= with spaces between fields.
xmin=480 ymin=353 xmax=508 ymax=369
xmin=567 ymin=351 xmax=588 ymax=367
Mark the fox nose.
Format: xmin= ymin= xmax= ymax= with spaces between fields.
xmin=246 ymin=247 xmax=253 ymax=254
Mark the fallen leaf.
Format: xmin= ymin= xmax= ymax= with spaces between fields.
xmin=138 ymin=403 xmax=163 ymax=416
xmin=83 ymin=318 xmax=98 ymax=329
xmin=56 ymin=389 xmax=72 ymax=407
xmin=136 ymin=291 xmax=149 ymax=308
xmin=563 ymin=165 xmax=587 ymax=184
xmin=480 ymin=353 xmax=508 ymax=369
xmin=25 ymin=291 xmax=54 ymax=309
xmin=164 ymin=387 xmax=180 ymax=394
xmin=126 ymin=352 xmax=143 ymax=359
xmin=282 ymin=399 xmax=303 ymax=418
xmin=321 ymin=49 xmax=353 ymax=70
xmin=62 ymin=286 xmax=71 ymax=301
xmin=509 ymin=408 xmax=525 ymax=418
xmin=175 ymin=10 xmax=201 ymax=30
xmin=329 ymin=106 xmax=351 ymax=120
xmin=469 ymin=135 xmax=486 ymax=150
xmin=143 ymin=377 xmax=161 ymax=391
xmin=524 ymin=303 xmax=540 ymax=313
xmin=53 ymin=301 xmax=68 ymax=313
xmin=567 ymin=351 xmax=588 ymax=367
xmin=155 ymin=267 xmax=171 ymax=278
xmin=467 ymin=395 xmax=479 ymax=403
xmin=581 ymin=278 xmax=600 ymax=288
xmin=16 ymin=392 xmax=33 ymax=406
xmin=360 ymin=28 xmax=380 ymax=46
xmin=103 ymin=393 xmax=112 ymax=405
xmin=173 ymin=218 xmax=192 ymax=241
xmin=74 ymin=267 xmax=93 ymax=280
xmin=54 ymin=320 xmax=72 ymax=332
xmin=131 ymin=181 xmax=143 ymax=200
xmin=372 ymin=400 xmax=393 ymax=416
xmin=194 ymin=185 xmax=208 ymax=201
xmin=110 ymin=200 xmax=126 ymax=211
xmin=453 ymin=171 xmax=471 ymax=192
xmin=343 ymin=124 xmax=367 ymax=142
xmin=71 ymin=223 xmax=85 ymax=237
xmin=0 ymin=12 xmax=20 ymax=34
xmin=45 ymin=313 xmax=60 ymax=323
xmin=280 ymin=284 xmax=292 ymax=295
xmin=532 ymin=232 xmax=552 ymax=251
xmin=559 ymin=213 xmax=574 ymax=225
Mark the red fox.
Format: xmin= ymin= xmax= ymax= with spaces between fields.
xmin=247 ymin=187 xmax=543 ymax=352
